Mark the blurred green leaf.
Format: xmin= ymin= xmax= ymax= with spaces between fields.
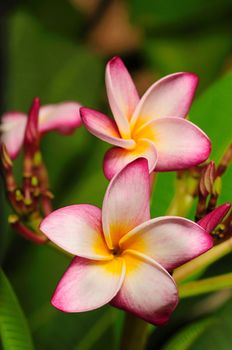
xmin=161 ymin=297 xmax=232 ymax=350
xmin=190 ymin=71 xmax=232 ymax=204
xmin=7 ymin=243 xmax=115 ymax=350
xmin=25 ymin=0 xmax=83 ymax=38
xmin=161 ymin=317 xmax=215 ymax=350
xmin=151 ymin=172 xmax=176 ymax=217
xmin=73 ymin=309 xmax=116 ymax=350
xmin=145 ymin=32 xmax=231 ymax=90
xmin=179 ymin=273 xmax=232 ymax=298
xmin=6 ymin=10 xmax=104 ymax=108
xmin=5 ymin=9 xmax=105 ymax=204
xmin=0 ymin=268 xmax=34 ymax=349
xmin=190 ymin=73 xmax=232 ymax=161
xmin=129 ymin=0 xmax=232 ymax=28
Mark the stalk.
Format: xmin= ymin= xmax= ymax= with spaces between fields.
xmin=120 ymin=314 xmax=149 ymax=350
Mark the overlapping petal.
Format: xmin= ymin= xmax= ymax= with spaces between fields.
xmin=52 ymin=256 xmax=126 ymax=312
xmin=106 ymin=57 xmax=139 ymax=138
xmin=135 ymin=117 xmax=211 ymax=171
xmin=39 ymin=102 xmax=82 ymax=134
xmin=111 ymin=250 xmax=178 ymax=325
xmin=131 ymin=72 xmax=198 ymax=129
xmin=80 ymin=107 xmax=135 ymax=149
xmin=0 ymin=112 xmax=27 ymax=159
xmin=102 ymin=158 xmax=151 ymax=249
xmin=103 ymin=138 xmax=157 ymax=180
xmin=120 ymin=217 xmax=213 ymax=271
xmin=40 ymin=205 xmax=112 ymax=260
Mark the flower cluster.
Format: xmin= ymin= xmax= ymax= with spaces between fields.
xmin=1 ymin=57 xmax=231 ymax=325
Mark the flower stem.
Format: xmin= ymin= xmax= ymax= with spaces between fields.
xmin=166 ymin=171 xmax=198 ymax=216
xmin=120 ymin=313 xmax=149 ymax=350
xmin=178 ymin=273 xmax=232 ymax=298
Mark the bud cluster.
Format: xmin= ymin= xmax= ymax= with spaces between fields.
xmin=196 ymin=144 xmax=232 ymax=243
xmin=0 ymin=98 xmax=53 ymax=244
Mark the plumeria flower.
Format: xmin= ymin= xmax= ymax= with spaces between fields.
xmin=40 ymin=158 xmax=213 ymax=325
xmin=81 ymin=57 xmax=211 ymax=179
xmin=0 ymin=101 xmax=82 ymax=159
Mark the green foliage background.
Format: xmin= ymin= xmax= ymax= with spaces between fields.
xmin=0 ymin=1 xmax=231 ymax=349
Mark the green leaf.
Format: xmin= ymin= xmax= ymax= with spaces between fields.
xmin=161 ymin=318 xmax=215 ymax=350
xmin=151 ymin=172 xmax=176 ymax=217
xmin=190 ymin=72 xmax=232 ymax=162
xmin=179 ymin=273 xmax=232 ymax=298
xmin=5 ymin=9 xmax=104 ymax=203
xmin=6 ymin=11 xmax=103 ymax=110
xmin=0 ymin=269 xmax=34 ymax=350
xmin=129 ymin=0 xmax=232 ymax=28
xmin=145 ymin=32 xmax=231 ymax=91
xmin=161 ymin=297 xmax=232 ymax=350
xmin=191 ymin=298 xmax=232 ymax=349
xmin=73 ymin=309 xmax=117 ymax=350
xmin=190 ymin=71 xmax=232 ymax=205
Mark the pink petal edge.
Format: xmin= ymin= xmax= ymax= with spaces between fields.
xmin=52 ymin=256 xmax=126 ymax=312
xmin=131 ymin=72 xmax=199 ymax=128
xmin=106 ymin=56 xmax=139 ymax=138
xmin=39 ymin=102 xmax=82 ymax=134
xmin=0 ymin=112 xmax=27 ymax=159
xmin=40 ymin=204 xmax=112 ymax=260
xmin=80 ymin=107 xmax=135 ymax=149
xmin=137 ymin=117 xmax=211 ymax=171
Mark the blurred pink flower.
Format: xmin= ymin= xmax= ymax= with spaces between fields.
xmin=40 ymin=158 xmax=213 ymax=325
xmin=81 ymin=56 xmax=211 ymax=179
xmin=0 ymin=101 xmax=82 ymax=159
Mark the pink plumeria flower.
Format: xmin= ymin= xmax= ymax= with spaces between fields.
xmin=81 ymin=57 xmax=211 ymax=179
xmin=0 ymin=101 xmax=82 ymax=159
xmin=40 ymin=158 xmax=213 ymax=325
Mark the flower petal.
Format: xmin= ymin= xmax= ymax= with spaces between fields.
xmin=106 ymin=57 xmax=139 ymax=138
xmin=120 ymin=217 xmax=213 ymax=271
xmin=0 ymin=112 xmax=27 ymax=159
xmin=111 ymin=250 xmax=178 ymax=325
xmin=102 ymin=158 xmax=151 ymax=249
xmin=136 ymin=117 xmax=211 ymax=171
xmin=198 ymin=203 xmax=231 ymax=232
xmin=103 ymin=138 xmax=157 ymax=180
xmin=52 ymin=256 xmax=126 ymax=312
xmin=40 ymin=205 xmax=112 ymax=260
xmin=131 ymin=72 xmax=198 ymax=129
xmin=39 ymin=102 xmax=82 ymax=134
xmin=80 ymin=107 xmax=135 ymax=149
